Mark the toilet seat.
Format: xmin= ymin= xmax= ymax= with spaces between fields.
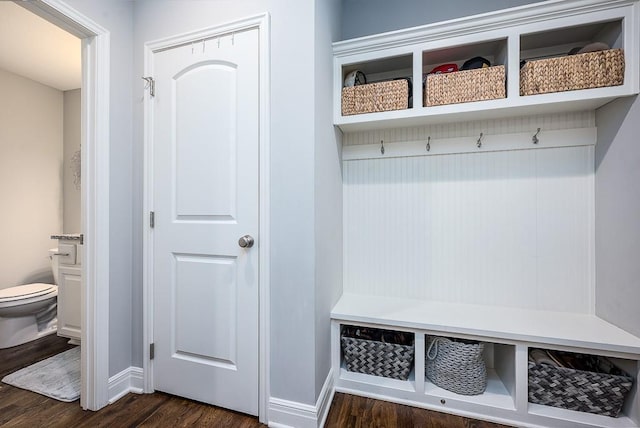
xmin=0 ymin=283 xmax=58 ymax=348
xmin=0 ymin=283 xmax=57 ymax=303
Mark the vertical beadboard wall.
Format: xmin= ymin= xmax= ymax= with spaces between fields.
xmin=343 ymin=112 xmax=596 ymax=314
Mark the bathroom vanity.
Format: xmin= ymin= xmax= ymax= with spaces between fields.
xmin=51 ymin=234 xmax=82 ymax=343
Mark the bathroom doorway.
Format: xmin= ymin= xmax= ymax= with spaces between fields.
xmin=0 ymin=0 xmax=111 ymax=411
xmin=0 ymin=3 xmax=80 ymax=288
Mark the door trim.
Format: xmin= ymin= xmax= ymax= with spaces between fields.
xmin=18 ymin=0 xmax=111 ymax=411
xmin=142 ymin=13 xmax=270 ymax=423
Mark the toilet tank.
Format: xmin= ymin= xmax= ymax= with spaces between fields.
xmin=48 ymin=248 xmax=59 ymax=285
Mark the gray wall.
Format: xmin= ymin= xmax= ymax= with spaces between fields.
xmin=595 ymin=96 xmax=640 ymax=337
xmin=341 ymin=0 xmax=544 ymax=39
xmin=63 ymin=0 xmax=135 ymax=378
xmin=314 ymin=0 xmax=343 ymax=399
xmin=0 ymin=68 xmax=62 ymax=288
xmin=63 ymin=89 xmax=81 ymax=234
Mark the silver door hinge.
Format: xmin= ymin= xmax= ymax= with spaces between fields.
xmin=142 ymin=76 xmax=155 ymax=97
xmin=150 ymin=211 xmax=155 ymax=228
xmin=150 ymin=343 xmax=155 ymax=360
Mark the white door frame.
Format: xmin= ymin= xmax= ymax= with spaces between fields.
xmin=18 ymin=0 xmax=111 ymax=411
xmin=142 ymin=13 xmax=271 ymax=423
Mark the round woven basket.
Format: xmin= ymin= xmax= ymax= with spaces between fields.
xmin=425 ymin=336 xmax=487 ymax=395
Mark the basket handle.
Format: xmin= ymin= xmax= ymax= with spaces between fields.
xmin=427 ymin=338 xmax=440 ymax=360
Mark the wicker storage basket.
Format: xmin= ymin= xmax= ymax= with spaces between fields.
xmin=424 ymin=65 xmax=505 ymax=107
xmin=341 ymin=79 xmax=409 ymax=116
xmin=528 ymin=351 xmax=633 ymax=417
xmin=425 ymin=336 xmax=487 ymax=395
xmin=520 ymin=49 xmax=624 ymax=96
xmin=341 ymin=325 xmax=415 ymax=380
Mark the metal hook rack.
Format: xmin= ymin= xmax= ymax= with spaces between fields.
xmin=343 ymin=127 xmax=595 ymax=162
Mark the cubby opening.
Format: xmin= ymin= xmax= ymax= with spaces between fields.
xmin=341 ymin=54 xmax=414 ymax=116
xmin=339 ymin=323 xmax=416 ymax=389
xmin=519 ymin=20 xmax=625 ymax=97
xmin=527 ymin=347 xmax=638 ymax=424
xmin=343 ymin=54 xmax=413 ymax=86
xmin=422 ymin=39 xmax=508 ymax=75
xmin=423 ymin=336 xmax=516 ymax=410
xmin=520 ymin=19 xmax=623 ymax=63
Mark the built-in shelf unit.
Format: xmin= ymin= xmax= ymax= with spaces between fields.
xmin=333 ymin=0 xmax=639 ymax=132
xmin=331 ymin=1 xmax=640 ymax=427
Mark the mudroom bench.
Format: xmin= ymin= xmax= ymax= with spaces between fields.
xmin=331 ymin=293 xmax=640 ymax=428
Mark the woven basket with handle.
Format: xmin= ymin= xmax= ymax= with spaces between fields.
xmin=425 ymin=336 xmax=487 ymax=395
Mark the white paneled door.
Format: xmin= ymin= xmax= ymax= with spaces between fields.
xmin=151 ymin=28 xmax=259 ymax=415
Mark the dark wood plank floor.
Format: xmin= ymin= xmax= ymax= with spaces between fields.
xmin=0 ymin=335 xmax=509 ymax=427
xmin=0 ymin=333 xmax=75 ymax=380
xmin=325 ymin=393 xmax=510 ymax=428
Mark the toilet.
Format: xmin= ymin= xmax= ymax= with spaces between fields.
xmin=0 ymin=249 xmax=59 ymax=349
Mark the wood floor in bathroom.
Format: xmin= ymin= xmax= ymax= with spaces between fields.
xmin=0 ymin=334 xmax=508 ymax=427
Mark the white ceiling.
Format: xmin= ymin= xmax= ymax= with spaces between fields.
xmin=0 ymin=1 xmax=81 ymax=91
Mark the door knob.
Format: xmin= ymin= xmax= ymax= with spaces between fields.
xmin=238 ymin=235 xmax=254 ymax=248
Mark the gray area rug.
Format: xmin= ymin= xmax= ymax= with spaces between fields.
xmin=2 ymin=347 xmax=80 ymax=402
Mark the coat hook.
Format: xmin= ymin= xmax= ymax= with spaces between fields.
xmin=380 ymin=140 xmax=385 ymax=155
xmin=191 ymin=42 xmax=195 ymax=54
xmin=202 ymin=39 xmax=206 ymax=53
xmin=142 ymin=76 xmax=154 ymax=97
xmin=477 ymin=132 xmax=483 ymax=148
xmin=426 ymin=136 xmax=431 ymax=152
xmin=532 ymin=127 xmax=541 ymax=144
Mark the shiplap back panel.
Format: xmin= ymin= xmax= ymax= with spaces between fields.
xmin=343 ymin=113 xmax=595 ymax=314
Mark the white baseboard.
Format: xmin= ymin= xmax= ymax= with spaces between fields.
xmin=108 ymin=366 xmax=144 ymax=404
xmin=316 ymin=369 xmax=335 ymax=428
xmin=268 ymin=368 xmax=335 ymax=428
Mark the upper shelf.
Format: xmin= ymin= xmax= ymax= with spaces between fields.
xmin=333 ymin=0 xmax=640 ymax=132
